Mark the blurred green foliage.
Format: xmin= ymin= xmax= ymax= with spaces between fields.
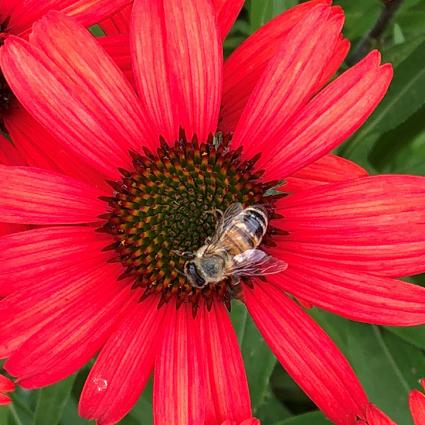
xmin=2 ymin=0 xmax=425 ymax=424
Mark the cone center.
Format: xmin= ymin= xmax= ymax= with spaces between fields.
xmin=100 ymin=134 xmax=277 ymax=312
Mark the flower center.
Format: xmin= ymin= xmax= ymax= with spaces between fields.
xmin=100 ymin=133 xmax=280 ymax=313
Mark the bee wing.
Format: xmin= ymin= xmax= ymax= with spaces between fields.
xmin=229 ymin=249 xmax=288 ymax=276
xmin=220 ymin=202 xmax=244 ymax=231
xmin=205 ymin=202 xmax=244 ymax=251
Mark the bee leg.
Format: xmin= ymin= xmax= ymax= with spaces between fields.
xmin=171 ymin=249 xmax=194 ymax=260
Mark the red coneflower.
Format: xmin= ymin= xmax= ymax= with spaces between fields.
xmin=0 ymin=373 xmax=14 ymax=405
xmin=0 ymin=1 xmax=425 ymax=425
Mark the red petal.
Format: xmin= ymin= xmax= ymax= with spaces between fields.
xmin=284 ymin=154 xmax=367 ymax=193
xmin=99 ymin=5 xmax=132 ymax=35
xmin=154 ymin=303 xmax=205 ymax=425
xmin=221 ymin=0 xmax=334 ymax=132
xmin=364 ymin=403 xmax=397 ymax=425
xmin=0 ymin=374 xmax=14 ymax=393
xmin=268 ymin=262 xmax=425 ymax=326
xmin=130 ymin=0 xmax=180 ymax=142
xmin=0 ymin=134 xmax=25 ymax=166
xmin=79 ymin=296 xmax=165 ymax=425
xmin=199 ymin=302 xmax=251 ymax=425
xmin=131 ymin=0 xmax=222 ymax=142
xmin=1 ymin=13 xmax=155 ymax=180
xmin=316 ymin=36 xmax=350 ymax=90
xmin=0 ymin=166 xmax=106 ymax=225
xmin=212 ymin=0 xmax=244 ymax=40
xmin=0 ymin=222 xmax=26 ymax=237
xmin=241 ymin=420 xmax=260 ymax=425
xmin=0 ymin=226 xmax=108 ymax=295
xmin=5 ymin=274 xmax=133 ymax=388
xmin=409 ymin=388 xmax=425 ymax=425
xmin=260 ymin=51 xmax=392 ymax=178
xmin=0 ymin=393 xmax=12 ymax=405
xmin=5 ymin=106 xmax=107 ymax=188
xmin=231 ymin=5 xmax=344 ymax=157
xmin=100 ymin=0 xmax=242 ymax=40
xmin=221 ymin=419 xmax=260 ymax=425
xmin=98 ymin=34 xmax=133 ymax=85
xmin=275 ymin=175 xmax=425 ymax=277
xmin=243 ymin=283 xmax=368 ymax=425
xmin=8 ymin=0 xmax=133 ymax=34
xmin=0 ymin=248 xmax=114 ymax=358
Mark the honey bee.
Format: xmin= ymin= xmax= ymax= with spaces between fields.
xmin=183 ymin=203 xmax=287 ymax=288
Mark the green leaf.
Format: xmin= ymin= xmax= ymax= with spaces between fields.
xmin=339 ymin=40 xmax=425 ymax=162
xmin=89 ymin=25 xmax=104 ymax=37
xmin=249 ymin=0 xmax=296 ymax=32
xmin=8 ymin=389 xmax=35 ymax=425
xmin=254 ymin=390 xmax=291 ymax=424
xmin=273 ymin=411 xmax=330 ymax=425
xmin=60 ymin=399 xmax=89 ymax=425
xmin=231 ymin=301 xmax=277 ymax=412
xmin=396 ymin=1 xmax=425 ymax=40
xmin=368 ymin=105 xmax=425 ymax=174
xmin=369 ymin=103 xmax=425 ymax=175
xmin=334 ymin=0 xmax=380 ymax=41
xmin=393 ymin=23 xmax=405 ymax=44
xmin=385 ymin=325 xmax=425 ymax=351
xmin=34 ymin=374 xmax=77 ymax=425
xmin=383 ymin=33 xmax=425 ymax=66
xmin=311 ymin=310 xmax=424 ymax=424
xmin=0 ymin=407 xmax=9 ymax=425
xmin=380 ymin=330 xmax=425 ymax=389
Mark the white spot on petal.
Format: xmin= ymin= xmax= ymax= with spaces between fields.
xmin=93 ymin=377 xmax=108 ymax=392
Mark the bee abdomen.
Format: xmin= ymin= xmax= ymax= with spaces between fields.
xmin=224 ymin=206 xmax=268 ymax=254
xmin=245 ymin=206 xmax=268 ymax=237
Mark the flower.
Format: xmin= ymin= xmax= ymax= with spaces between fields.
xmin=0 ymin=373 xmax=14 ymax=405
xmin=409 ymin=379 xmax=425 ymax=425
xmin=1 ymin=1 xmax=425 ymax=425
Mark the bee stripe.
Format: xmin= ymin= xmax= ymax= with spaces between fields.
xmin=246 ymin=208 xmax=268 ymax=228
xmin=243 ymin=210 xmax=267 ymax=241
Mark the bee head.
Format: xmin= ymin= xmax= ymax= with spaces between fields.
xmin=184 ymin=261 xmax=207 ymax=288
